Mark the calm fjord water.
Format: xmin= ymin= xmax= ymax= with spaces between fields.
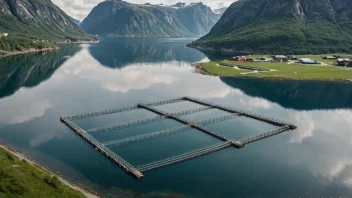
xmin=0 ymin=38 xmax=352 ymax=197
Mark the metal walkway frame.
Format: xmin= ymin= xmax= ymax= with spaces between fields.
xmin=60 ymin=97 xmax=297 ymax=180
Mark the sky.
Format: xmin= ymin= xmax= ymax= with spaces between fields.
xmin=52 ymin=0 xmax=236 ymax=21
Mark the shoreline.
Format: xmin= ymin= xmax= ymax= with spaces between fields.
xmin=0 ymin=47 xmax=60 ymax=58
xmin=0 ymin=40 xmax=100 ymax=58
xmin=0 ymin=143 xmax=100 ymax=198
xmin=192 ymin=63 xmax=352 ymax=83
xmin=187 ymin=44 xmax=256 ymax=54
xmin=56 ymin=40 xmax=100 ymax=44
xmin=187 ymin=44 xmax=352 ymax=56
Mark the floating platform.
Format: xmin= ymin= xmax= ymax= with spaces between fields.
xmin=60 ymin=97 xmax=297 ymax=180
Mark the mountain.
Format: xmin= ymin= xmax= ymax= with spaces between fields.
xmin=80 ymin=0 xmax=221 ymax=37
xmin=171 ymin=2 xmax=186 ymax=8
xmin=213 ymin=7 xmax=227 ymax=15
xmin=190 ymin=0 xmax=352 ymax=54
xmin=69 ymin=16 xmax=81 ymax=25
xmin=0 ymin=0 xmax=91 ymax=41
xmin=175 ymin=3 xmax=221 ymax=36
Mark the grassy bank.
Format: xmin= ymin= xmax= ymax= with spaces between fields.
xmin=0 ymin=146 xmax=88 ymax=198
xmin=200 ymin=55 xmax=352 ymax=81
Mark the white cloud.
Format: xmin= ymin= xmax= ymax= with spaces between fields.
xmin=0 ymin=88 xmax=52 ymax=125
xmin=61 ymin=47 xmax=178 ymax=93
xmin=288 ymin=109 xmax=352 ymax=144
xmin=102 ymin=70 xmax=175 ymax=93
xmin=60 ymin=45 xmax=231 ymax=98
xmin=52 ymin=0 xmax=236 ymax=20
xmin=230 ymin=93 xmax=352 ymax=190
xmin=288 ymin=111 xmax=315 ymax=143
xmin=344 ymin=178 xmax=352 ymax=190
xmin=0 ymin=86 xmax=66 ymax=148
xmin=281 ymin=108 xmax=352 ymax=190
xmin=29 ymin=132 xmax=67 ymax=147
xmin=240 ymin=97 xmax=272 ymax=109
xmin=329 ymin=160 xmax=352 ymax=180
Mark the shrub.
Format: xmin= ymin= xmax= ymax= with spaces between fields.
xmin=5 ymin=152 xmax=14 ymax=161
xmin=30 ymin=172 xmax=39 ymax=179
xmin=44 ymin=175 xmax=61 ymax=190
xmin=6 ymin=180 xmax=28 ymax=195
xmin=0 ymin=170 xmax=11 ymax=178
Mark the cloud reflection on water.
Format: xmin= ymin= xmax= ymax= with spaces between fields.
xmin=0 ymin=88 xmax=52 ymax=125
xmin=225 ymin=86 xmax=352 ymax=191
xmin=288 ymin=109 xmax=352 ymax=190
xmin=61 ymin=45 xmax=231 ymax=98
xmin=0 ymin=41 xmax=351 ymax=194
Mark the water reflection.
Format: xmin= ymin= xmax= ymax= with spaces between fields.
xmin=221 ymin=77 xmax=352 ymax=110
xmin=285 ymin=109 xmax=352 ymax=191
xmin=64 ymin=45 xmax=231 ymax=96
xmin=89 ymin=38 xmax=207 ymax=68
xmin=0 ymin=89 xmax=52 ymax=125
xmin=218 ymin=78 xmax=352 ymax=191
xmin=0 ymin=45 xmax=80 ymax=99
xmin=0 ymin=39 xmax=352 ymax=196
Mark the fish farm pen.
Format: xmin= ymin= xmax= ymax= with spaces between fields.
xmin=60 ymin=97 xmax=297 ymax=180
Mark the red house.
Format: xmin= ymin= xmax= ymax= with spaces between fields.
xmin=230 ymin=56 xmax=246 ymax=61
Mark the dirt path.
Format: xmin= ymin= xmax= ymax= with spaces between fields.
xmin=0 ymin=144 xmax=100 ymax=198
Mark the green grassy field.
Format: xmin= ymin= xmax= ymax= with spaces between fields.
xmin=0 ymin=147 xmax=85 ymax=198
xmin=201 ymin=54 xmax=352 ymax=81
